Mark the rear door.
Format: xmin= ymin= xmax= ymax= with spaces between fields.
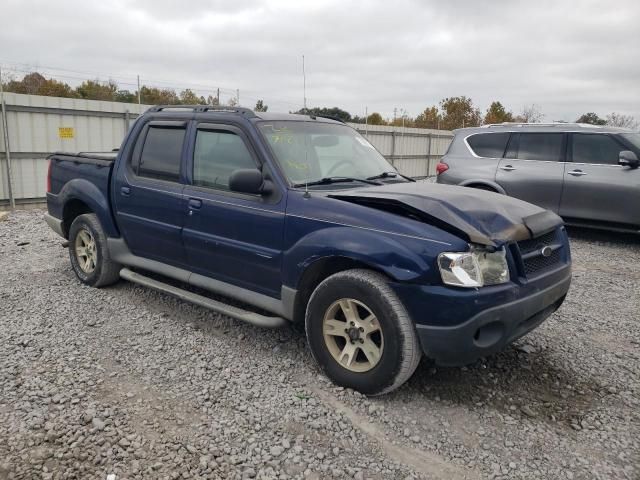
xmin=495 ymin=132 xmax=566 ymax=212
xmin=560 ymin=133 xmax=639 ymax=227
xmin=181 ymin=122 xmax=286 ymax=297
xmin=113 ymin=120 xmax=189 ymax=267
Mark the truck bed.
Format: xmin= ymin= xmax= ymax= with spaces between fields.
xmin=47 ymin=152 xmax=117 ymax=236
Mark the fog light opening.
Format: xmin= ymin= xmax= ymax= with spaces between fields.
xmin=473 ymin=321 xmax=505 ymax=348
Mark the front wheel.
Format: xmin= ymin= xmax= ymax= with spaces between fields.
xmin=68 ymin=213 xmax=121 ymax=287
xmin=305 ymin=269 xmax=421 ymax=395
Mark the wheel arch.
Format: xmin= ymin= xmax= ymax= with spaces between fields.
xmin=458 ymin=179 xmax=505 ymax=194
xmin=290 ymin=255 xmax=390 ymax=324
xmin=58 ymin=178 xmax=119 ymax=238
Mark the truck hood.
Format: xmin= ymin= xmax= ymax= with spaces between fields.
xmin=328 ymin=182 xmax=562 ymax=247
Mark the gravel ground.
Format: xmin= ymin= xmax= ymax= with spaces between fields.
xmin=0 ymin=209 xmax=638 ymax=480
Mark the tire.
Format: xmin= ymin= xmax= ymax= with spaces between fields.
xmin=68 ymin=213 xmax=121 ymax=287
xmin=305 ymin=269 xmax=421 ymax=395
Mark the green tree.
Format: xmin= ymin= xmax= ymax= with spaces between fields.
xmin=114 ymin=90 xmax=136 ymax=103
xmin=440 ymin=96 xmax=482 ymax=130
xmin=4 ymin=72 xmax=76 ymax=98
xmin=483 ymin=101 xmax=514 ymax=124
xmin=254 ymin=99 xmax=268 ymax=112
xmin=179 ymin=89 xmax=206 ymax=105
xmin=414 ymin=106 xmax=441 ymax=129
xmin=575 ymin=112 xmax=606 ymax=125
xmin=140 ymin=86 xmax=179 ymax=105
xmin=75 ymin=80 xmax=117 ymax=101
xmin=366 ymin=112 xmax=385 ymax=125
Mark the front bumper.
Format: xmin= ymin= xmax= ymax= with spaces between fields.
xmin=392 ymin=267 xmax=571 ymax=366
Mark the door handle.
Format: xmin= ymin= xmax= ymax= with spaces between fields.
xmin=188 ymin=198 xmax=203 ymax=210
xmin=568 ymin=170 xmax=587 ymax=177
xmin=500 ymin=165 xmax=516 ymax=171
xmin=120 ymin=186 xmax=131 ymax=196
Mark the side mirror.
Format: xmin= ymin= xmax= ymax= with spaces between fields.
xmin=229 ymin=168 xmax=271 ymax=195
xmin=619 ymin=150 xmax=639 ymax=169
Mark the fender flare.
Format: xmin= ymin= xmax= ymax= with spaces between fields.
xmin=58 ymin=179 xmax=119 ymax=238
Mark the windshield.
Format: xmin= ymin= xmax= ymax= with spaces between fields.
xmin=620 ymin=133 xmax=640 ymax=151
xmin=257 ymin=121 xmax=395 ymax=186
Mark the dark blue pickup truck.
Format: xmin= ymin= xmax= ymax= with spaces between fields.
xmin=45 ymin=106 xmax=571 ymax=394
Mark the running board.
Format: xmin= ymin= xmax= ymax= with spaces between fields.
xmin=119 ymin=268 xmax=287 ymax=328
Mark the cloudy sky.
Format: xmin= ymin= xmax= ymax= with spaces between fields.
xmin=1 ymin=0 xmax=639 ymax=122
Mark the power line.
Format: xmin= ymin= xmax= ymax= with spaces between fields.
xmin=0 ymin=60 xmax=306 ymax=110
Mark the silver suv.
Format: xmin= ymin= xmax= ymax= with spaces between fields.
xmin=436 ymin=123 xmax=640 ymax=232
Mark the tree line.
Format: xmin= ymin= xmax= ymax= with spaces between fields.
xmin=298 ymin=99 xmax=637 ymax=130
xmin=2 ymin=72 xmax=637 ymax=130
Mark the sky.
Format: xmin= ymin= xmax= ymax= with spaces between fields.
xmin=1 ymin=0 xmax=639 ymax=122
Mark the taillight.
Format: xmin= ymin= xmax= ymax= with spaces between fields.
xmin=436 ymin=161 xmax=449 ymax=175
xmin=46 ymin=159 xmax=53 ymax=193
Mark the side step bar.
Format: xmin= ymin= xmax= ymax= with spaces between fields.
xmin=119 ymin=268 xmax=287 ymax=328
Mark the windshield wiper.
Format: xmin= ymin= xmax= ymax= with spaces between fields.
xmin=292 ymin=176 xmax=382 ymax=188
xmin=366 ymin=171 xmax=416 ymax=182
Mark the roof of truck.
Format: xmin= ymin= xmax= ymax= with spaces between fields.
xmin=145 ymin=105 xmax=344 ymax=124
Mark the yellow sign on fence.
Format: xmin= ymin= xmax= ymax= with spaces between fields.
xmin=58 ymin=127 xmax=74 ymax=139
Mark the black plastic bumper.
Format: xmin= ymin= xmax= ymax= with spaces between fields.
xmin=416 ymin=272 xmax=571 ymax=366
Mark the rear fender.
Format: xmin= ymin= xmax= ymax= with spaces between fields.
xmin=58 ymin=178 xmax=119 ymax=238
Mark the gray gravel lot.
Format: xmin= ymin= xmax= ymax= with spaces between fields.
xmin=0 ymin=209 xmax=638 ymax=480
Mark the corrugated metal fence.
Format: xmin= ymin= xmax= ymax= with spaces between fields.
xmin=0 ymin=92 xmax=453 ymax=207
xmin=348 ymin=123 xmax=453 ymax=178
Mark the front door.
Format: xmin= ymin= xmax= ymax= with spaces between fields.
xmin=495 ymin=132 xmax=566 ymax=212
xmin=181 ymin=123 xmax=286 ymax=297
xmin=113 ymin=120 xmax=189 ymax=267
xmin=560 ymin=133 xmax=640 ymax=227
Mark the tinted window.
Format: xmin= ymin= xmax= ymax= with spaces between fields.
xmin=193 ymin=130 xmax=256 ymax=189
xmin=572 ymin=134 xmax=624 ymax=165
xmin=517 ymin=133 xmax=564 ymax=161
xmin=467 ymin=133 xmax=510 ymax=158
xmin=138 ymin=127 xmax=185 ymax=181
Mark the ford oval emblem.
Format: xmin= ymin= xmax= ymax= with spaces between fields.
xmin=540 ymin=246 xmax=553 ymax=257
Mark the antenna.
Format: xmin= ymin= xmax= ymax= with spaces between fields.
xmin=302 ymin=55 xmax=307 ymax=113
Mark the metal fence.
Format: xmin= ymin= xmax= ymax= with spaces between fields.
xmin=348 ymin=123 xmax=453 ymax=178
xmin=0 ymin=93 xmax=453 ymax=207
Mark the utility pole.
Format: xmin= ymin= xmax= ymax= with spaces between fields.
xmin=216 ymin=88 xmax=220 ymax=105
xmin=236 ymin=88 xmax=240 ymax=105
xmin=393 ymin=107 xmax=397 ymax=124
xmin=365 ymin=106 xmax=368 ymax=136
xmin=0 ymin=65 xmax=16 ymax=209
xmin=302 ymin=55 xmax=307 ymax=112
xmin=137 ymin=75 xmax=141 ymax=105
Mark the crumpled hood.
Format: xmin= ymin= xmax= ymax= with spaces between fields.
xmin=329 ymin=182 xmax=563 ymax=247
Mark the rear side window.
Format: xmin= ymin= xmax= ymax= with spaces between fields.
xmin=516 ymin=133 xmax=564 ymax=162
xmin=138 ymin=127 xmax=186 ymax=181
xmin=466 ymin=133 xmax=510 ymax=158
xmin=572 ymin=134 xmax=624 ymax=165
xmin=193 ymin=130 xmax=257 ymax=190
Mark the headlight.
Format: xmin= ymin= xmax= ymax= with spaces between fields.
xmin=438 ymin=248 xmax=509 ymax=288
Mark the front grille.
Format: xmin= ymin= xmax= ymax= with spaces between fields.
xmin=516 ymin=229 xmax=564 ymax=277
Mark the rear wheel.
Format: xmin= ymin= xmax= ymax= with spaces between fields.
xmin=68 ymin=213 xmax=121 ymax=287
xmin=305 ymin=269 xmax=421 ymax=395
